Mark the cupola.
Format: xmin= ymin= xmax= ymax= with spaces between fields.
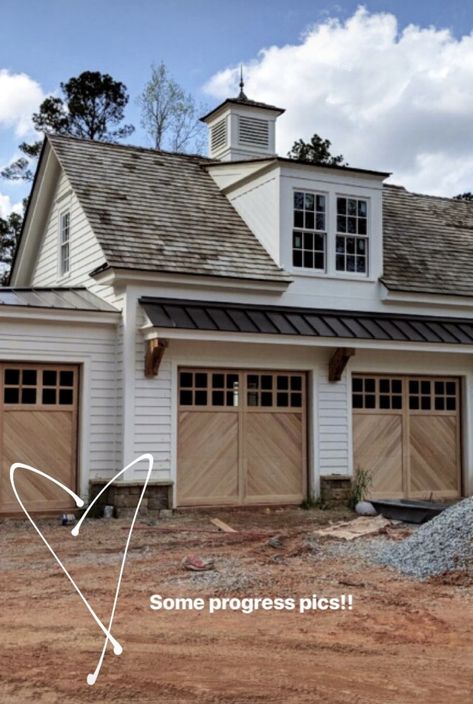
xmin=200 ymin=72 xmax=285 ymax=161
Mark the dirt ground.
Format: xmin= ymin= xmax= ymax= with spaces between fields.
xmin=1 ymin=506 xmax=473 ymax=704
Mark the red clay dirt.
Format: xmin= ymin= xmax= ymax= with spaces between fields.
xmin=0 ymin=507 xmax=472 ymax=703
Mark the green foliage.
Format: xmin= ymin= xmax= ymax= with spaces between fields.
xmin=0 ymin=211 xmax=23 ymax=284
xmin=288 ymin=134 xmax=347 ymax=166
xmin=2 ymin=71 xmax=134 ymax=182
xmin=453 ymin=192 xmax=473 ymax=201
xmin=33 ymin=71 xmax=134 ymax=142
xmin=349 ymin=467 xmax=373 ymax=509
xmin=139 ymin=62 xmax=206 ymax=153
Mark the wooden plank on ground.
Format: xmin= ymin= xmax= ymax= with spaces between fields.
xmin=210 ymin=518 xmax=237 ymax=533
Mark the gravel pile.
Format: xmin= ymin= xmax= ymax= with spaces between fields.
xmin=377 ymin=497 xmax=473 ymax=579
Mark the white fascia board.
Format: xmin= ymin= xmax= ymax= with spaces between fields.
xmin=280 ymin=165 xmax=386 ymax=191
xmin=91 ymin=267 xmax=291 ymax=292
xmin=0 ymin=306 xmax=119 ymax=325
xmin=381 ymin=285 xmax=473 ymax=310
xmin=140 ymin=324 xmax=473 ymax=355
xmin=10 ymin=145 xmax=59 ymax=286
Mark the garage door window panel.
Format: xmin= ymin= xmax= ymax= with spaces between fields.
xmin=247 ymin=374 xmax=303 ymax=410
xmin=179 ymin=370 xmax=239 ymax=408
xmin=3 ymin=366 xmax=75 ymax=408
xmin=352 ymin=377 xmax=402 ymax=411
xmin=409 ymin=378 xmax=457 ymax=413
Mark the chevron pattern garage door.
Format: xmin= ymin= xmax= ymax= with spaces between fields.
xmin=353 ymin=375 xmax=461 ymax=500
xmin=0 ymin=364 xmax=79 ymax=514
xmin=177 ymin=369 xmax=306 ymax=506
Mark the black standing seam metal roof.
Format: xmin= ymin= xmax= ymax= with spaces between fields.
xmin=139 ymin=297 xmax=473 ymax=345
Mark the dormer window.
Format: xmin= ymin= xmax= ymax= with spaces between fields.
xmin=292 ymin=191 xmax=326 ymax=270
xmin=336 ymin=197 xmax=368 ymax=274
xmin=59 ymin=211 xmax=70 ymax=276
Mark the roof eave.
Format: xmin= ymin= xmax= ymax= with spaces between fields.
xmin=90 ymin=263 xmax=292 ymax=288
xmin=200 ymin=99 xmax=286 ymax=123
xmin=9 ymin=136 xmax=51 ymax=285
xmin=381 ymin=279 xmax=473 ymax=299
xmin=208 ymin=155 xmax=390 ymax=178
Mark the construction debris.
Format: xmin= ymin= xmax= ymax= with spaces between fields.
xmin=210 ymin=518 xmax=237 ymax=533
xmin=181 ymin=555 xmax=215 ymax=572
xmin=314 ymin=515 xmax=391 ymax=541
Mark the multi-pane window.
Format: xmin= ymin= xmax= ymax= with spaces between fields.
xmin=247 ymin=373 xmax=303 ymax=408
xmin=178 ymin=371 xmax=304 ymax=410
xmin=179 ymin=371 xmax=239 ymax=407
xmin=3 ymin=367 xmax=75 ymax=406
xmin=293 ymin=191 xmax=326 ymax=270
xmin=352 ymin=377 xmax=376 ymax=409
xmin=352 ymin=377 xmax=402 ymax=410
xmin=336 ymin=197 xmax=368 ymax=274
xmin=409 ymin=379 xmax=457 ymax=411
xmin=59 ymin=211 xmax=70 ymax=276
xmin=353 ymin=376 xmax=458 ymax=413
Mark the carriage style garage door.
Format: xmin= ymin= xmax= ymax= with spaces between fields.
xmin=177 ymin=369 xmax=307 ymax=506
xmin=352 ymin=375 xmax=461 ymax=500
xmin=0 ymin=363 xmax=79 ymax=514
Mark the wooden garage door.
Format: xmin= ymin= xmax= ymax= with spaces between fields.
xmin=0 ymin=364 xmax=79 ymax=514
xmin=177 ymin=369 xmax=306 ymax=506
xmin=353 ymin=375 xmax=461 ymax=500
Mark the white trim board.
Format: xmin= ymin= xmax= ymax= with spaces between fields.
xmin=142 ymin=327 xmax=473 ymax=356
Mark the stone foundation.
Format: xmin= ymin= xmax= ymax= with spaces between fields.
xmin=89 ymin=480 xmax=173 ymax=519
xmin=320 ymin=474 xmax=352 ymax=507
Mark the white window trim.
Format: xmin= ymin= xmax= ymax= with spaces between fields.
xmin=290 ymin=188 xmax=371 ymax=279
xmin=58 ymin=209 xmax=71 ymax=279
xmin=292 ymin=188 xmax=328 ymax=274
xmin=335 ymin=193 xmax=370 ymax=278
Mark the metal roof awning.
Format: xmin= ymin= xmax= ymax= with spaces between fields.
xmin=0 ymin=287 xmax=118 ymax=312
xmin=140 ymin=297 xmax=473 ymax=345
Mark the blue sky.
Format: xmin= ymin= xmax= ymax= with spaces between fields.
xmin=2 ymin=0 xmax=473 ymax=211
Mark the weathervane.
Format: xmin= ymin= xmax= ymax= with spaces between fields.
xmin=238 ymin=64 xmax=247 ymax=100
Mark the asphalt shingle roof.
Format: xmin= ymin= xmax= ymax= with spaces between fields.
xmin=47 ymin=135 xmax=290 ymax=283
xmin=383 ymin=185 xmax=473 ymax=297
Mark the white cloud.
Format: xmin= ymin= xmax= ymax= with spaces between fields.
xmin=0 ymin=69 xmax=45 ymax=137
xmin=205 ymin=7 xmax=473 ymax=196
xmin=0 ymin=193 xmax=22 ymax=219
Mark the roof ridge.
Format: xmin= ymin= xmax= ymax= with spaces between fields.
xmin=47 ymin=133 xmax=212 ymax=163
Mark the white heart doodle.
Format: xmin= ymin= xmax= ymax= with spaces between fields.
xmin=10 ymin=453 xmax=154 ymax=685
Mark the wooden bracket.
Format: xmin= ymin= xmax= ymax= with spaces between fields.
xmin=145 ymin=338 xmax=168 ymax=378
xmin=328 ymin=347 xmax=355 ymax=382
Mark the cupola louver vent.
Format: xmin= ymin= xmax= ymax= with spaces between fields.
xmin=238 ymin=115 xmax=269 ymax=149
xmin=211 ymin=117 xmax=227 ymax=152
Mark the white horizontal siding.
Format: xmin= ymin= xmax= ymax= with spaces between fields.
xmin=0 ymin=318 xmax=119 ymax=496
xmin=31 ymin=169 xmax=117 ymax=303
xmin=132 ymin=306 xmax=173 ymax=482
xmin=229 ymin=174 xmax=279 ymax=263
xmin=317 ymin=365 xmax=350 ymax=476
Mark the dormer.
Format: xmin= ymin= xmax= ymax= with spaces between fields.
xmin=200 ymin=81 xmax=285 ymax=161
